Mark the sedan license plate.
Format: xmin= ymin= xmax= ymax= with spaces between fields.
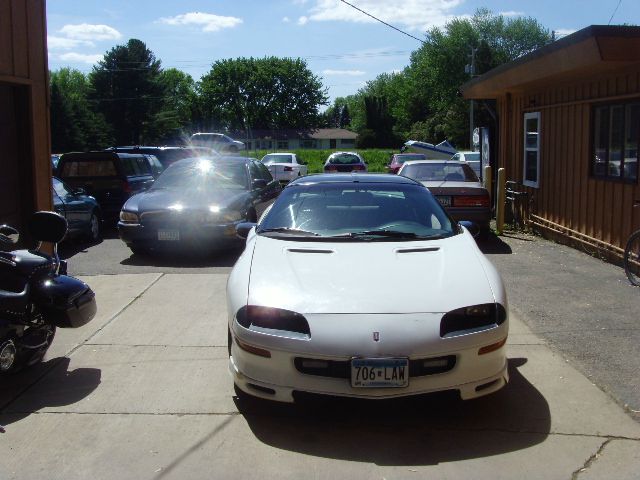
xmin=436 ymin=196 xmax=451 ymax=207
xmin=351 ymin=358 xmax=409 ymax=388
xmin=158 ymin=229 xmax=180 ymax=241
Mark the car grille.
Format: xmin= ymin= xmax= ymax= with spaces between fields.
xmin=140 ymin=210 xmax=213 ymax=228
xmin=294 ymin=355 xmax=456 ymax=379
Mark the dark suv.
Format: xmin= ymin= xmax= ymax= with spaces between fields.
xmin=55 ymin=151 xmax=161 ymax=220
xmin=107 ymin=146 xmax=217 ymax=168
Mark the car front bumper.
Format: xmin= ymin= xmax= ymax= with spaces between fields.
xmin=229 ymin=312 xmax=509 ymax=403
xmin=118 ymin=221 xmax=242 ymax=249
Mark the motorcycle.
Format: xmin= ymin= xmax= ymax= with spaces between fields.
xmin=0 ymin=211 xmax=96 ymax=374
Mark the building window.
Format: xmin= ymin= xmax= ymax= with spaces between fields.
xmin=301 ymin=139 xmax=316 ymax=149
xmin=592 ymin=103 xmax=639 ymax=182
xmin=277 ymin=140 xmax=288 ymax=149
xmin=340 ymin=138 xmax=355 ymax=146
xmin=523 ymin=112 xmax=540 ymax=188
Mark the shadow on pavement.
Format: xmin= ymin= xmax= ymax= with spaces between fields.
xmin=0 ymin=357 xmax=101 ymax=428
xmin=478 ymin=233 xmax=513 ymax=255
xmin=120 ymin=246 xmax=243 ymax=268
xmin=236 ymin=358 xmax=549 ymax=465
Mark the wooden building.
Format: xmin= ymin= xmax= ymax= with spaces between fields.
xmin=0 ymin=0 xmax=52 ymax=236
xmin=462 ymin=25 xmax=640 ymax=260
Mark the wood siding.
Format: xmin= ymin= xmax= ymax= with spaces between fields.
xmin=497 ymin=65 xmax=640 ymax=253
xmin=0 ymin=0 xmax=52 ymax=233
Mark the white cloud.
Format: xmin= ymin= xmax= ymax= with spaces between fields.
xmin=301 ymin=0 xmax=463 ymax=31
xmin=499 ymin=11 xmax=524 ymax=17
xmin=158 ymin=12 xmax=243 ymax=32
xmin=48 ymin=36 xmax=93 ymax=50
xmin=297 ymin=16 xmax=309 ymax=25
xmin=58 ymin=52 xmax=103 ymax=64
xmin=282 ymin=16 xmax=291 ymax=23
xmin=554 ymin=28 xmax=576 ymax=37
xmin=59 ymin=23 xmax=122 ymax=41
xmin=322 ymin=69 xmax=366 ymax=76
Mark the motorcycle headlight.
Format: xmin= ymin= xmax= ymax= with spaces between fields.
xmin=119 ymin=211 xmax=139 ymax=224
xmin=236 ymin=305 xmax=310 ymax=336
xmin=440 ymin=303 xmax=506 ymax=337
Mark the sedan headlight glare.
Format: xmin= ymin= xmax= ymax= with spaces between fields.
xmin=236 ymin=305 xmax=310 ymax=335
xmin=119 ymin=211 xmax=139 ymax=224
xmin=223 ymin=210 xmax=243 ymax=222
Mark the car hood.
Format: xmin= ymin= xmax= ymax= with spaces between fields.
xmin=247 ymin=233 xmax=496 ymax=314
xmin=124 ymin=187 xmax=248 ymax=212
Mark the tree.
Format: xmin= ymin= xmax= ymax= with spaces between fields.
xmin=49 ymin=68 xmax=112 ymax=152
xmin=152 ymin=68 xmax=199 ymax=143
xmin=198 ymin=57 xmax=328 ymax=132
xmin=90 ymin=39 xmax=164 ymax=145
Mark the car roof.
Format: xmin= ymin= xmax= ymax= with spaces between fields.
xmin=401 ymin=160 xmax=464 ymax=166
xmin=59 ymin=151 xmax=147 ymax=160
xmin=289 ymin=173 xmax=421 ymax=186
xmin=167 ymin=156 xmax=255 ymax=168
xmin=107 ymin=146 xmax=200 ymax=151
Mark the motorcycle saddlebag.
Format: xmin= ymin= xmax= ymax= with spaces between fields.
xmin=32 ymin=275 xmax=97 ymax=328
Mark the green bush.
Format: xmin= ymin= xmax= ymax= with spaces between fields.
xmin=248 ymin=148 xmax=399 ymax=174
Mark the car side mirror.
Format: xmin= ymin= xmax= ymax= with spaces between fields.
xmin=459 ymin=220 xmax=479 ymax=238
xmin=236 ymin=222 xmax=257 ymax=239
xmin=252 ymin=179 xmax=268 ymax=190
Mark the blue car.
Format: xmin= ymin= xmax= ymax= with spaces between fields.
xmin=52 ymin=177 xmax=102 ymax=242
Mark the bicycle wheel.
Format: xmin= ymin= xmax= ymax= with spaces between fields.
xmin=624 ymin=229 xmax=640 ymax=286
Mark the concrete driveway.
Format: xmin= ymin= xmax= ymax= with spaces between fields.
xmin=1 ymin=271 xmax=639 ymax=479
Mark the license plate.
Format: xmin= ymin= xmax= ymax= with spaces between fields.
xmin=158 ymin=229 xmax=180 ymax=241
xmin=436 ymin=196 xmax=451 ymax=207
xmin=351 ymin=358 xmax=409 ymax=388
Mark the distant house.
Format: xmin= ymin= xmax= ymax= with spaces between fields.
xmin=461 ymin=25 xmax=640 ymax=261
xmin=234 ymin=128 xmax=358 ymax=151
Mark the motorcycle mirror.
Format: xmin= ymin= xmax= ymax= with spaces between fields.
xmin=0 ymin=225 xmax=19 ymax=245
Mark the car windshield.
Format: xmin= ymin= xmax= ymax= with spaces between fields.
xmin=262 ymin=155 xmax=293 ymax=164
xmin=329 ymin=153 xmax=361 ymax=165
xmin=401 ymin=163 xmax=479 ymax=182
xmin=258 ymin=182 xmax=455 ymax=240
xmin=395 ymin=154 xmax=425 ymax=164
xmin=151 ymin=160 xmax=247 ymax=190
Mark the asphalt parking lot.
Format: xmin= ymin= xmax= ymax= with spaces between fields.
xmin=1 ymin=229 xmax=639 ymax=479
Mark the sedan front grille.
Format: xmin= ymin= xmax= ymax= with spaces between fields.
xmin=294 ymin=355 xmax=456 ymax=379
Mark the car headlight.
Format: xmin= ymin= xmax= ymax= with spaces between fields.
xmin=119 ymin=211 xmax=139 ymax=224
xmin=440 ymin=303 xmax=506 ymax=337
xmin=236 ymin=305 xmax=310 ymax=336
xmin=222 ymin=210 xmax=243 ymax=222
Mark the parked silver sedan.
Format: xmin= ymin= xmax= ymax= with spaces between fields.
xmin=399 ymin=160 xmax=491 ymax=238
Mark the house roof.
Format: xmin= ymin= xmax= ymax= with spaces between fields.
xmin=461 ymin=25 xmax=640 ymax=99
xmin=232 ymin=128 xmax=357 ymax=140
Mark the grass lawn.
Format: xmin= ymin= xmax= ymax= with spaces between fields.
xmin=248 ymin=149 xmax=400 ymax=174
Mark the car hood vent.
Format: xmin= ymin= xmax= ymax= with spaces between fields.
xmin=286 ymin=248 xmax=334 ymax=254
xmin=395 ymin=247 xmax=440 ymax=254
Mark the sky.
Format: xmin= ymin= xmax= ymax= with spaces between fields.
xmin=47 ymin=0 xmax=640 ymax=105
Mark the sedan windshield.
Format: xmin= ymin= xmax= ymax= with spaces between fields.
xmin=329 ymin=154 xmax=361 ymax=165
xmin=401 ymin=163 xmax=479 ymax=182
xmin=258 ymin=182 xmax=455 ymax=240
xmin=262 ymin=155 xmax=293 ymax=164
xmin=151 ymin=160 xmax=247 ymax=190
xmin=395 ymin=154 xmax=426 ymax=164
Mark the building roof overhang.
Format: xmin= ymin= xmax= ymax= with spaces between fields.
xmin=461 ymin=25 xmax=640 ymax=99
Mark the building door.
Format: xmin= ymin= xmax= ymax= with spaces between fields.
xmin=0 ymin=83 xmax=33 ymax=234
xmin=330 ymin=139 xmax=336 ymax=149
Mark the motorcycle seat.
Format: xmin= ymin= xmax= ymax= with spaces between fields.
xmin=3 ymin=249 xmax=53 ymax=279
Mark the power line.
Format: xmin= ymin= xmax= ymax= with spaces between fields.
xmin=608 ymin=0 xmax=623 ymax=24
xmin=338 ymin=0 xmax=426 ymax=44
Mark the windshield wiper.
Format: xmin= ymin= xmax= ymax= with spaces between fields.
xmin=331 ymin=229 xmax=419 ymax=239
xmin=258 ymin=227 xmax=321 ymax=237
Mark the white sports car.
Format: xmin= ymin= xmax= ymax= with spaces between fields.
xmin=227 ymin=173 xmax=509 ymax=403
xmin=261 ymin=153 xmax=308 ymax=183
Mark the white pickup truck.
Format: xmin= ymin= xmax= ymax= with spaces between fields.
xmin=260 ymin=153 xmax=308 ymax=183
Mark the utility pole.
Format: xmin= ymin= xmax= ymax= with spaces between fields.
xmin=466 ymin=47 xmax=478 ymax=150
